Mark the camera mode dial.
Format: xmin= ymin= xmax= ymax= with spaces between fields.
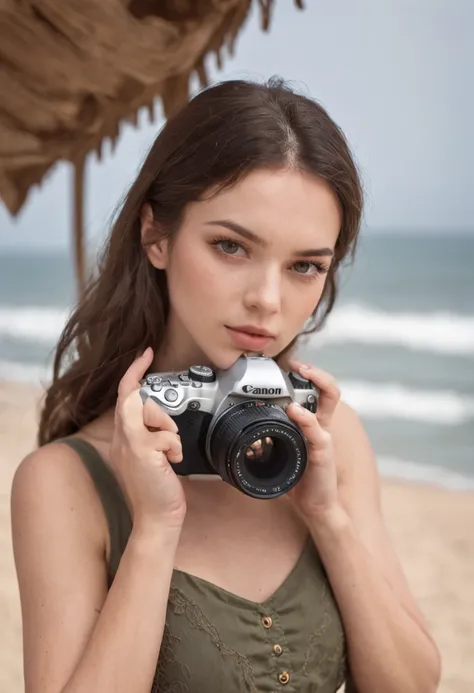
xmin=188 ymin=365 xmax=216 ymax=383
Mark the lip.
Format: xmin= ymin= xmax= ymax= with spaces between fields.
xmin=228 ymin=324 xmax=274 ymax=337
xmin=225 ymin=325 xmax=275 ymax=351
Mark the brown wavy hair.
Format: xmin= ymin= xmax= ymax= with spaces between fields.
xmin=38 ymin=77 xmax=364 ymax=446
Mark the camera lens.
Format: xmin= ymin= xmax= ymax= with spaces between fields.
xmin=244 ymin=436 xmax=289 ymax=480
xmin=208 ymin=402 xmax=307 ymax=499
xmin=245 ymin=436 xmax=273 ymax=464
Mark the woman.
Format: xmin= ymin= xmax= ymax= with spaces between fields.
xmin=11 ymin=78 xmax=441 ymax=693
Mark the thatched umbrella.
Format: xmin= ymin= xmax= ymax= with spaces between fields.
xmin=0 ymin=0 xmax=303 ymax=292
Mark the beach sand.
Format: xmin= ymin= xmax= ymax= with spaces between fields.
xmin=1 ymin=381 xmax=473 ymax=693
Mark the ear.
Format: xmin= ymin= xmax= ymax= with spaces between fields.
xmin=140 ymin=203 xmax=169 ymax=270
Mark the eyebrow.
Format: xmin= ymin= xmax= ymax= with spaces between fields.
xmin=206 ymin=219 xmax=334 ymax=257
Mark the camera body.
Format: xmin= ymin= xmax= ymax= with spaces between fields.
xmin=139 ymin=355 xmax=318 ymax=499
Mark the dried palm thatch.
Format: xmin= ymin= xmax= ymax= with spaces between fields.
xmin=0 ymin=0 xmax=303 ymax=289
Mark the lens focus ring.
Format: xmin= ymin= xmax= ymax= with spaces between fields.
xmin=214 ymin=402 xmax=288 ymax=443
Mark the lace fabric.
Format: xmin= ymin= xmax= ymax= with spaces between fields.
xmin=301 ymin=579 xmax=348 ymax=691
xmin=154 ymin=585 xmax=258 ymax=693
xmin=152 ymin=623 xmax=190 ymax=693
xmin=154 ymin=581 xmax=350 ymax=693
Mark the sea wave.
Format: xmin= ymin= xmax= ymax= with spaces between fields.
xmin=1 ymin=303 xmax=473 ymax=356
xmin=2 ymin=358 xmax=473 ymax=491
xmin=378 ymin=456 xmax=474 ymax=491
xmin=0 ymin=360 xmax=50 ymax=385
xmin=340 ymin=380 xmax=474 ymax=425
xmin=0 ymin=306 xmax=70 ymax=344
xmin=314 ymin=304 xmax=474 ymax=356
xmin=1 ymin=356 xmax=473 ymax=426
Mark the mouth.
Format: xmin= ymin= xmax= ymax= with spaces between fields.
xmin=225 ymin=325 xmax=275 ymax=351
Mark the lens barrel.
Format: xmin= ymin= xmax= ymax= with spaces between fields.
xmin=209 ymin=402 xmax=307 ymax=499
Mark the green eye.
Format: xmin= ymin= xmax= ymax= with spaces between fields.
xmin=210 ymin=235 xmax=249 ymax=258
xmin=218 ymin=240 xmax=240 ymax=254
xmin=292 ymin=260 xmax=328 ymax=278
xmin=294 ymin=261 xmax=313 ymax=274
xmin=295 ymin=262 xmax=311 ymax=274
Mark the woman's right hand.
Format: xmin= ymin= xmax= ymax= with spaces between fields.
xmin=109 ymin=347 xmax=186 ymax=531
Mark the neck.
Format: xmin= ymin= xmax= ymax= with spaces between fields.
xmin=151 ymin=321 xmax=211 ymax=375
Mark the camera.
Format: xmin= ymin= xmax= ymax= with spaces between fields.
xmin=139 ymin=355 xmax=318 ymax=499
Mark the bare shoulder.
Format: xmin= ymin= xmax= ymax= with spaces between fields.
xmin=328 ymin=401 xmax=438 ymax=644
xmin=330 ymin=398 xmax=368 ymax=436
xmin=12 ymin=440 xmax=108 ymax=552
xmin=329 ymin=400 xmax=382 ymax=507
xmin=330 ymin=399 xmax=375 ymax=465
xmin=11 ymin=441 xmax=110 ymax=693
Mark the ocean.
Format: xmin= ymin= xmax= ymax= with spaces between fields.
xmin=0 ymin=233 xmax=473 ymax=490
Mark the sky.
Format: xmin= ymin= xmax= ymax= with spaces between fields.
xmin=0 ymin=0 xmax=473 ymax=252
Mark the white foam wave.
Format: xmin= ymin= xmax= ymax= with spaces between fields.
xmin=315 ymin=304 xmax=474 ymax=356
xmin=0 ymin=307 xmax=70 ymax=344
xmin=2 ymin=359 xmax=474 ymax=491
xmin=1 ymin=356 xmax=472 ymax=427
xmin=378 ymin=456 xmax=474 ymax=492
xmin=1 ymin=303 xmax=474 ymax=356
xmin=340 ymin=380 xmax=474 ymax=425
xmin=0 ymin=359 xmax=50 ymax=384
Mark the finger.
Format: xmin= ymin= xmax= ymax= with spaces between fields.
xmin=288 ymin=360 xmax=340 ymax=430
xmin=150 ymin=430 xmax=183 ymax=463
xmin=143 ymin=397 xmax=179 ymax=434
xmin=117 ymin=347 xmax=154 ymax=402
xmin=287 ymin=403 xmax=331 ymax=453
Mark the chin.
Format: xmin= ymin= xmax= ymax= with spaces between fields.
xmin=210 ymin=348 xmax=284 ymax=372
xmin=197 ymin=339 xmax=290 ymax=372
xmin=198 ymin=345 xmax=245 ymax=372
xmin=214 ymin=351 xmax=245 ymax=371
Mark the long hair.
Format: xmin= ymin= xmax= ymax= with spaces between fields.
xmin=38 ymin=77 xmax=363 ymax=445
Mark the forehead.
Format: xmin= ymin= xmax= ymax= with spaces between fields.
xmin=189 ymin=168 xmax=341 ymax=249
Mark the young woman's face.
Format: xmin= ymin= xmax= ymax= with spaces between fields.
xmin=149 ymin=168 xmax=341 ymax=370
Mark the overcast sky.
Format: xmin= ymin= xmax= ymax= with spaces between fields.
xmin=1 ymin=0 xmax=473 ymax=252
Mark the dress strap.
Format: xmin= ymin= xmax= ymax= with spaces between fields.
xmin=57 ymin=436 xmax=132 ymax=584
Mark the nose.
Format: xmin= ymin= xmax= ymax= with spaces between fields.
xmin=243 ymin=264 xmax=281 ymax=315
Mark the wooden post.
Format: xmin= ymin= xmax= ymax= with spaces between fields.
xmin=73 ymin=157 xmax=86 ymax=295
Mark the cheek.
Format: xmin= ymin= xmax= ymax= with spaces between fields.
xmin=167 ymin=244 xmax=228 ymax=307
xmin=285 ymin=279 xmax=327 ymax=326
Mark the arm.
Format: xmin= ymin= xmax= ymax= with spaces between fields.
xmin=11 ymin=444 xmax=180 ymax=693
xmin=310 ymin=402 xmax=441 ymax=693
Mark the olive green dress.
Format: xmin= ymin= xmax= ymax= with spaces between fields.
xmin=60 ymin=437 xmax=356 ymax=692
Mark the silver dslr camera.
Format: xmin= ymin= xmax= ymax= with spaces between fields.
xmin=139 ymin=355 xmax=318 ymax=499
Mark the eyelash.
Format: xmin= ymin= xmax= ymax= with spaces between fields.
xmin=209 ymin=235 xmax=330 ymax=280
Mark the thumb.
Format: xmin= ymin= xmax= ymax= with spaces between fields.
xmin=143 ymin=397 xmax=178 ymax=433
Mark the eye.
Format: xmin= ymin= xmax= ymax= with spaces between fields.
xmin=211 ymin=237 xmax=248 ymax=257
xmin=219 ymin=240 xmax=241 ymax=255
xmin=292 ymin=260 xmax=328 ymax=277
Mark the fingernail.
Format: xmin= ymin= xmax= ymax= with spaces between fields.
xmin=299 ymin=364 xmax=309 ymax=371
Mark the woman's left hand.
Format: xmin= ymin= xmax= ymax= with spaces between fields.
xmin=285 ymin=359 xmax=342 ymax=521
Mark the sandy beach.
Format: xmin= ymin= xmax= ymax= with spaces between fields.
xmin=1 ymin=381 xmax=473 ymax=693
